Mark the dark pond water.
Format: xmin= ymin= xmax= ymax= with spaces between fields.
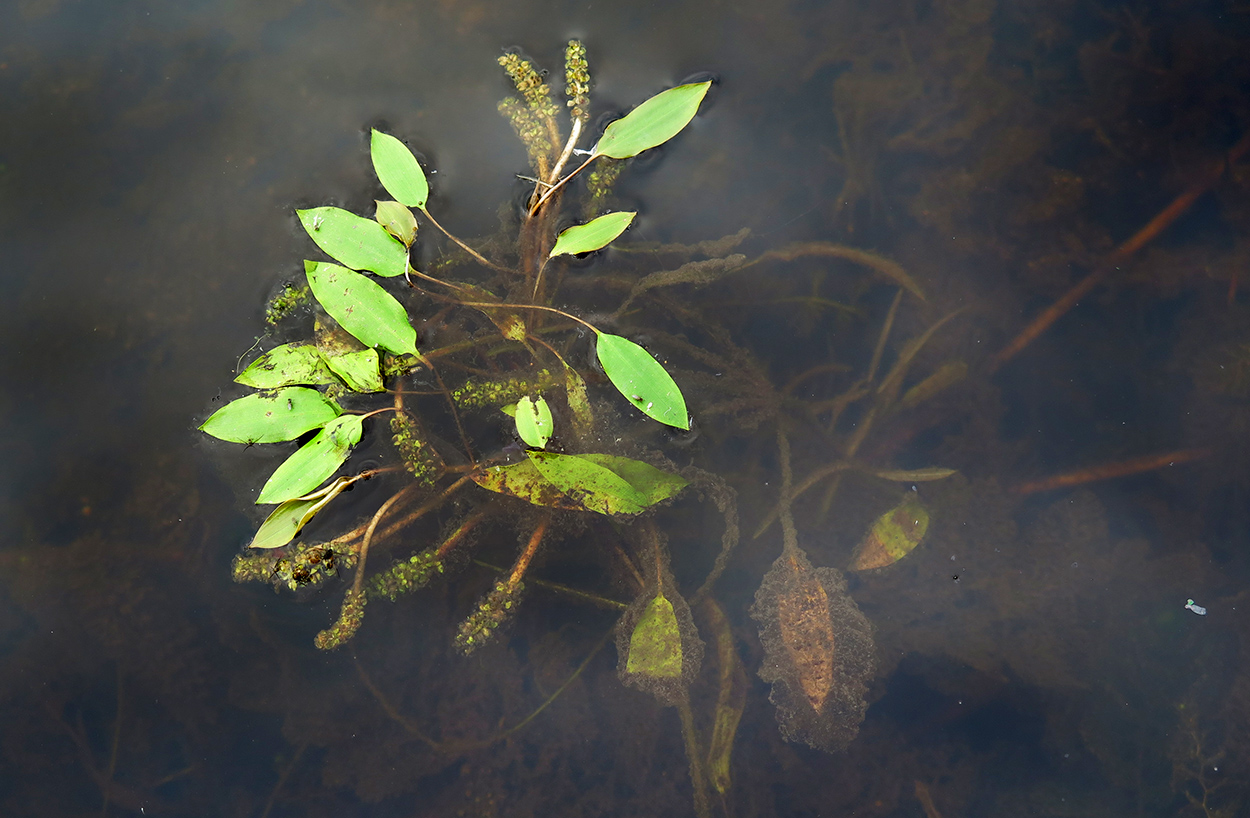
xmin=4 ymin=0 xmax=1250 ymax=815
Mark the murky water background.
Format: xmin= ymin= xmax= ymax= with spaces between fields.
xmin=3 ymin=0 xmax=1250 ymax=815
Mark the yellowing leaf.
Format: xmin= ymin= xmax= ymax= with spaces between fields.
xmin=374 ymin=200 xmax=418 ymax=246
xmin=626 ymin=593 xmax=683 ymax=677
xmin=249 ymin=476 xmax=355 ymax=549
xmin=849 ymin=496 xmax=930 ymax=571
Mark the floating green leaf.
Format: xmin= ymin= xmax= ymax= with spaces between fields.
xmin=527 ymin=451 xmax=648 ymax=515
xmin=549 ymin=211 xmax=635 ymax=258
xmin=200 ymin=387 xmax=341 ymax=444
xmin=323 ymin=348 xmax=384 ymax=393
xmin=470 ymin=459 xmax=580 ymax=510
xmin=298 ymin=206 xmax=409 ymax=278
xmin=626 ymin=593 xmax=683 ymax=677
xmin=595 ymin=333 xmax=689 ymax=430
xmin=515 ymin=396 xmax=553 ymax=449
xmin=370 ymin=129 xmax=429 ymax=209
xmin=236 ymin=343 xmax=340 ymax=388
xmin=374 ymin=200 xmax=418 ymax=246
xmin=305 ymin=261 xmax=417 ymax=356
xmin=257 ymin=414 xmax=365 ymax=504
xmin=592 ymin=81 xmax=712 ymax=160
xmin=576 ymin=454 xmax=687 ymax=505
xmin=249 ymin=476 xmax=355 ymax=549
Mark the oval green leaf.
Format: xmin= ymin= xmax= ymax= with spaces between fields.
xmin=200 ymin=387 xmax=341 ymax=444
xmin=627 ymin=593 xmax=683 ymax=677
xmin=370 ymin=129 xmax=429 ymax=209
xmin=549 ymin=211 xmax=636 ymax=258
xmin=323 ymin=348 xmax=384 ymax=393
xmin=257 ymin=415 xmax=365 ymax=504
xmin=592 ymin=81 xmax=712 ymax=160
xmin=298 ymin=206 xmax=409 ymax=278
xmin=527 ymin=451 xmax=648 ymax=515
xmin=375 ymin=200 xmax=418 ymax=246
xmin=236 ymin=343 xmax=340 ymax=388
xmin=595 ymin=333 xmax=689 ymax=430
xmin=305 ymin=261 xmax=418 ymax=356
xmin=514 ymin=396 xmax=553 ymax=449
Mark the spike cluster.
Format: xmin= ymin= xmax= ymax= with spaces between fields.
xmin=314 ymin=591 xmax=367 ymax=650
xmin=390 ymin=413 xmax=443 ymax=487
xmin=264 ymin=282 xmax=310 ymax=326
xmin=498 ymin=52 xmax=563 ymax=175
xmin=451 ymin=369 xmax=556 ymax=409
xmin=564 ymin=40 xmax=590 ymax=122
xmin=231 ymin=541 xmax=357 ymax=592
xmin=584 ymin=157 xmax=624 ymax=218
xmin=368 ymin=549 xmax=445 ymax=602
xmin=455 ymin=579 xmax=521 ymax=653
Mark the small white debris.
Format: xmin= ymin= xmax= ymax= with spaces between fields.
xmin=1185 ymin=598 xmax=1207 ymax=616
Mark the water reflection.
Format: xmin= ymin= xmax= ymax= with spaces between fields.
xmin=2 ymin=0 xmax=1250 ymax=815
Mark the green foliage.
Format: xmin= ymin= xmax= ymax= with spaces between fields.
xmin=549 ymin=211 xmax=635 ymax=258
xmin=514 ymin=395 xmax=553 ymax=448
xmin=298 ymin=206 xmax=409 ymax=277
xmin=370 ymin=129 xmax=429 ymax=209
xmin=257 ymin=414 xmax=365 ymax=504
xmin=596 ymin=333 xmax=690 ymax=429
xmin=322 ymin=347 xmax=384 ymax=393
xmin=305 ymin=261 xmax=418 ymax=355
xmin=200 ymin=387 xmax=341 ymax=443
xmin=236 ymin=343 xmax=341 ymax=388
xmin=592 ymin=81 xmax=711 ymax=159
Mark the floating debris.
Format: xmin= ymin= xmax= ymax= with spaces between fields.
xmin=1185 ymin=598 xmax=1207 ymax=616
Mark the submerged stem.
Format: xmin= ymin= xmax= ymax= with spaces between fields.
xmin=419 ymin=207 xmax=513 ymax=274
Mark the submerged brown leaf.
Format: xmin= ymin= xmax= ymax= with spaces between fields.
xmin=750 ymin=546 xmax=875 ymax=751
xmin=776 ymin=553 xmax=837 ymax=711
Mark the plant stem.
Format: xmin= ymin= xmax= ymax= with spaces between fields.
xmin=547 ymin=117 xmax=584 ymax=186
xmin=418 ymin=207 xmax=513 ymax=274
xmin=528 ymin=153 xmax=598 ymax=216
xmin=456 ymin=301 xmax=599 ymax=334
xmin=505 ymin=515 xmax=550 ymax=594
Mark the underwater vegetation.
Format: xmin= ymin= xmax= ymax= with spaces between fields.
xmin=199 ymin=40 xmax=962 ymax=815
xmin=8 ymin=0 xmax=1250 ymax=814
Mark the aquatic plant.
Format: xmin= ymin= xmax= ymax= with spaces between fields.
xmin=200 ymin=41 xmax=957 ymax=815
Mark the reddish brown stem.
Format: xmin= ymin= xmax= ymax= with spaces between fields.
xmin=505 ymin=515 xmax=549 ymax=593
xmin=991 ymin=130 xmax=1250 ymax=372
xmin=1011 ymin=448 xmax=1211 ymax=495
